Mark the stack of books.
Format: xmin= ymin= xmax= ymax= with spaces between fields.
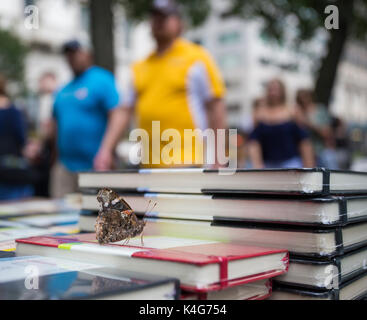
xmin=15 ymin=233 xmax=288 ymax=300
xmin=0 ymin=198 xmax=180 ymax=300
xmin=0 ymin=198 xmax=80 ymax=251
xmin=76 ymin=168 xmax=367 ymax=300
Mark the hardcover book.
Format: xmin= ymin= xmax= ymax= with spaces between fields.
xmin=80 ymin=193 xmax=367 ymax=227
xmin=270 ymin=271 xmax=367 ymax=300
xmin=0 ymin=199 xmax=76 ymax=219
xmin=0 ymin=251 xmax=15 ymax=258
xmin=181 ymin=279 xmax=272 ymax=300
xmin=0 ymin=256 xmax=179 ymax=300
xmin=78 ymin=168 xmax=367 ymax=195
xmin=16 ymin=234 xmax=289 ymax=292
xmin=9 ymin=212 xmax=79 ymax=228
xmin=0 ymin=222 xmax=77 ymax=252
xmin=0 ymin=225 xmax=52 ymax=243
xmin=0 ymin=241 xmax=17 ymax=252
xmin=275 ymin=246 xmax=367 ymax=290
xmin=126 ymin=217 xmax=367 ymax=258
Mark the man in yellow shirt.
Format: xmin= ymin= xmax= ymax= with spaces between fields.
xmin=121 ymin=0 xmax=227 ymax=168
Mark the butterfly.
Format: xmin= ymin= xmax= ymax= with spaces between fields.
xmin=95 ymin=188 xmax=155 ymax=246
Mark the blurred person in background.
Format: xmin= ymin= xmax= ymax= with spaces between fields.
xmin=25 ymin=72 xmax=58 ymax=197
xmin=239 ymin=98 xmax=267 ymax=168
xmin=0 ymin=73 xmax=34 ymax=200
xmin=240 ymin=97 xmax=266 ymax=138
xmin=120 ymin=0 xmax=227 ymax=168
xmin=38 ymin=72 xmax=58 ymax=138
xmin=232 ymin=129 xmax=248 ymax=168
xmin=48 ymin=40 xmax=126 ymax=198
xmin=248 ymin=79 xmax=315 ymax=169
xmin=331 ymin=116 xmax=351 ymax=169
xmin=295 ymin=89 xmax=339 ymax=169
xmin=252 ymin=97 xmax=268 ymax=128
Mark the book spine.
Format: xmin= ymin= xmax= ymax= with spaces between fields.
xmin=334 ymin=257 xmax=342 ymax=288
xmin=335 ymin=228 xmax=344 ymax=256
xmin=197 ymin=292 xmax=208 ymax=300
xmin=322 ymin=169 xmax=331 ymax=195
xmin=283 ymin=252 xmax=290 ymax=272
xmin=339 ymin=198 xmax=348 ymax=225
xmin=218 ymin=256 xmax=229 ymax=288
xmin=333 ymin=289 xmax=339 ymax=300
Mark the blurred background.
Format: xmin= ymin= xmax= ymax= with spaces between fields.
xmin=0 ymin=0 xmax=367 ymax=199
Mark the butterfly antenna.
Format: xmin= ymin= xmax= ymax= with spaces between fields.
xmin=146 ymin=203 xmax=157 ymax=216
xmin=143 ymin=200 xmax=152 ymax=213
xmin=142 ymin=202 xmax=157 ymax=223
xmin=140 ymin=231 xmax=145 ymax=247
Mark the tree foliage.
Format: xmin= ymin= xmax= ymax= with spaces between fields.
xmin=90 ymin=0 xmax=115 ymax=72
xmin=116 ymin=0 xmax=367 ymax=41
xmin=114 ymin=0 xmax=367 ymax=106
xmin=0 ymin=29 xmax=27 ymax=84
xmin=117 ymin=0 xmax=211 ymax=27
xmin=223 ymin=0 xmax=367 ymax=44
xmin=222 ymin=0 xmax=367 ymax=106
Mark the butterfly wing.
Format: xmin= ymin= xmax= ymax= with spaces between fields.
xmin=97 ymin=188 xmax=133 ymax=211
xmin=114 ymin=196 xmax=133 ymax=211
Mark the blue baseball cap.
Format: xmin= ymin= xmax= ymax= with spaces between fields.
xmin=151 ymin=0 xmax=181 ymax=16
xmin=62 ymin=40 xmax=82 ymax=54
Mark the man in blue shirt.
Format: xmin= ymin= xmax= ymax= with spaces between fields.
xmin=50 ymin=40 xmax=127 ymax=197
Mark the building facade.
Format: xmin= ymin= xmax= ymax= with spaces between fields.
xmin=185 ymin=1 xmax=367 ymax=128
xmin=0 ymin=0 xmax=366 ymax=129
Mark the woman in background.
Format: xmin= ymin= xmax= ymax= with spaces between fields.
xmin=248 ymin=79 xmax=315 ymax=169
xmin=0 ymin=73 xmax=33 ymax=200
xmin=295 ymin=88 xmax=339 ymax=169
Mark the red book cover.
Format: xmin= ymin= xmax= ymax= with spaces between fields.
xmin=16 ymin=236 xmax=83 ymax=248
xmin=16 ymin=234 xmax=289 ymax=292
xmin=181 ymin=279 xmax=273 ymax=300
